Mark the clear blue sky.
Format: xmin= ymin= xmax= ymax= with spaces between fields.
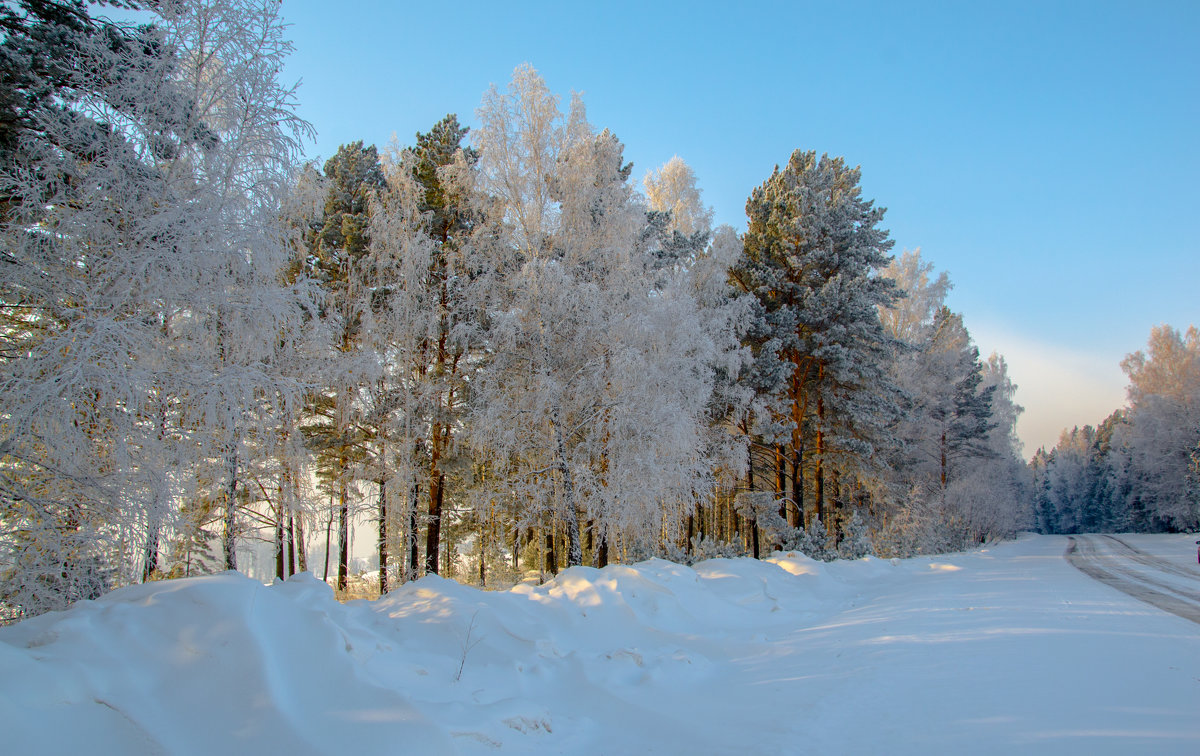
xmin=278 ymin=0 xmax=1198 ymax=453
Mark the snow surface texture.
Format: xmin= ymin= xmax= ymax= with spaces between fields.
xmin=1 ymin=534 xmax=1197 ymax=755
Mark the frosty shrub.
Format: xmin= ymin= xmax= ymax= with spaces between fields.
xmin=662 ymin=535 xmax=745 ymax=566
xmin=838 ymin=511 xmax=874 ymax=560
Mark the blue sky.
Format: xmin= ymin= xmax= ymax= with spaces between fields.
xmin=277 ymin=0 xmax=1198 ymax=453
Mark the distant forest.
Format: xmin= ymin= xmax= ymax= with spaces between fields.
xmin=1031 ymin=325 xmax=1199 ymax=535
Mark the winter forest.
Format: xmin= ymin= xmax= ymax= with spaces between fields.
xmin=1 ymin=0 xmax=1196 ymax=625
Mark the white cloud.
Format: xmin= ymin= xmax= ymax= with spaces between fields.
xmin=969 ymin=322 xmax=1128 ymax=456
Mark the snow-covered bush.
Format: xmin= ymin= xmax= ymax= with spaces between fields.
xmin=838 ymin=511 xmax=875 ymax=559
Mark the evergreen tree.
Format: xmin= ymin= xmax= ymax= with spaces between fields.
xmin=359 ymin=114 xmax=490 ymax=583
xmin=731 ymin=150 xmax=900 ymax=541
xmin=300 ymin=141 xmax=386 ymax=591
xmin=410 ymin=115 xmax=481 ymax=577
xmin=921 ymin=307 xmax=996 ymax=492
xmin=877 ymin=251 xmax=1022 ymax=551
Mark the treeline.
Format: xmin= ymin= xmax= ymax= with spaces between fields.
xmin=0 ymin=1 xmax=1029 ymax=620
xmin=1032 ymin=325 xmax=1199 ymax=534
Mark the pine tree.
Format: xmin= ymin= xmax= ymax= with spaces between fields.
xmin=731 ymin=150 xmax=900 ymax=541
xmin=410 ymin=115 xmax=480 ymax=577
xmin=300 ymin=141 xmax=386 ymax=591
xmin=360 ymin=115 xmax=490 ymax=582
xmin=922 ymin=307 xmax=996 ymax=492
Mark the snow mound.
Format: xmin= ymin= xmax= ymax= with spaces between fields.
xmin=0 ymin=570 xmax=453 ymax=754
xmin=2 ymin=537 xmax=1198 ymax=754
xmin=0 ymin=556 xmax=834 ymax=754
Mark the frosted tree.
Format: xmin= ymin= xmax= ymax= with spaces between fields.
xmin=471 ymin=66 xmax=734 ymax=569
xmin=475 ymin=63 xmax=563 ymax=257
xmin=906 ymin=307 xmax=996 ymax=493
xmin=0 ymin=0 xmax=313 ymax=615
xmin=408 ymin=115 xmax=485 ymax=577
xmin=365 ymin=116 xmax=491 ymax=581
xmin=731 ymin=150 xmax=900 ymax=542
xmin=643 ymin=156 xmax=714 ymax=238
xmin=1031 ymin=325 xmax=1199 ymax=535
xmin=297 ymin=142 xmax=386 ymax=590
xmin=156 ymin=0 xmax=315 ymax=573
xmin=641 ymin=162 xmax=752 ymax=557
xmin=1119 ymin=324 xmax=1200 ymax=529
xmin=878 ymin=249 xmax=952 ymax=344
xmin=952 ymin=352 xmax=1029 ymax=540
xmin=875 ymin=252 xmax=1028 ymax=551
xmin=0 ymin=2 xmax=197 ymax=613
xmin=357 ymin=153 xmax=429 ymax=588
xmin=472 ymin=80 xmax=631 ymax=567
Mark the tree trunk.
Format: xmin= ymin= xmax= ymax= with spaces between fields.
xmin=747 ymin=449 xmax=761 ymax=559
xmin=425 ymin=471 xmax=445 ymax=574
xmin=425 ymin=429 xmax=444 ymax=574
xmin=337 ymin=474 xmax=349 ymax=591
xmin=425 ymin=265 xmax=457 ymax=576
xmin=378 ymin=478 xmax=388 ymax=595
xmin=544 ymin=525 xmax=558 ymax=576
xmin=222 ymin=446 xmax=238 ymax=571
xmin=274 ymin=510 xmax=284 ymax=580
xmin=550 ymin=404 xmax=583 ymax=567
xmin=511 ymin=525 xmax=520 ymax=572
xmin=324 ymin=493 xmax=333 ymax=583
xmin=287 ymin=514 xmax=297 ymax=576
xmin=443 ymin=498 xmax=454 ymax=579
xmin=144 ymin=361 xmax=168 ymax=583
xmin=295 ymin=512 xmax=308 ymax=573
xmin=775 ymin=445 xmax=787 ymax=522
xmin=142 ymin=525 xmax=159 ymax=582
xmin=790 ymin=443 xmax=804 ymax=529
xmin=335 ymin=335 xmax=354 ymax=590
xmin=407 ymin=479 xmax=420 ymax=581
xmin=815 ymin=397 xmax=826 ymax=528
xmin=830 ymin=468 xmax=841 ymax=542
xmin=940 ymin=430 xmax=948 ymax=492
xmin=478 ymin=506 xmax=488 ymax=587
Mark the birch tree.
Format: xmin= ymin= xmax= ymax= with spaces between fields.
xmin=0 ymin=0 xmax=312 ymax=617
xmin=472 ymin=66 xmax=735 ymax=568
xmin=644 ymin=155 xmax=714 ymax=238
xmin=1120 ymin=324 xmax=1200 ymax=529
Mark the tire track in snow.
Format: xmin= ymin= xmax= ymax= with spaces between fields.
xmin=1101 ymin=534 xmax=1200 ymax=582
xmin=1068 ymin=535 xmax=1200 ymax=605
xmin=1065 ymin=535 xmax=1200 ymax=626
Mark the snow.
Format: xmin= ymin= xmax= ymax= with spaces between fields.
xmin=1083 ymin=533 xmax=1200 ymax=602
xmin=2 ymin=534 xmax=1197 ymax=754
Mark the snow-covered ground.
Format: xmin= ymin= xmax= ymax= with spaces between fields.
xmin=2 ymin=534 xmax=1197 ymax=755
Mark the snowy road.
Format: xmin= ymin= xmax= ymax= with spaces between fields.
xmin=1066 ymin=534 xmax=1200 ymax=624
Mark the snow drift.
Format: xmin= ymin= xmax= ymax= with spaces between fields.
xmin=1 ymin=535 xmax=1197 ymax=754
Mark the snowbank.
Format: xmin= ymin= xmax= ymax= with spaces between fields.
xmin=1 ymin=535 xmax=1197 ymax=754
